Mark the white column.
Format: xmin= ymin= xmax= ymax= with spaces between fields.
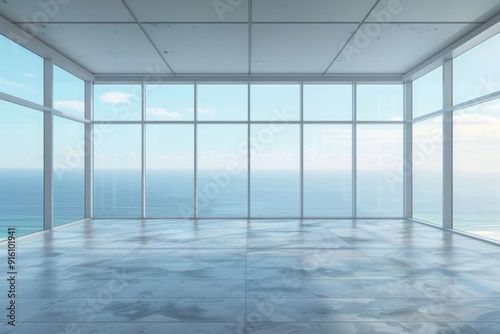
xmin=352 ymin=83 xmax=357 ymax=218
xmin=43 ymin=59 xmax=53 ymax=230
xmin=247 ymin=83 xmax=251 ymax=218
xmin=442 ymin=60 xmax=453 ymax=229
xmin=84 ymin=81 xmax=93 ymax=218
xmin=194 ymin=83 xmax=198 ymax=218
xmin=141 ymin=83 xmax=146 ymax=219
xmin=300 ymin=82 xmax=304 ymax=218
xmin=404 ymin=81 xmax=413 ymax=218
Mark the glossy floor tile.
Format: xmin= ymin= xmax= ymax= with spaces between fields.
xmin=1 ymin=218 xmax=499 ymax=333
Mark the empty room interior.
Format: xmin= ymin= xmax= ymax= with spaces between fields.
xmin=2 ymin=0 xmax=500 ymax=333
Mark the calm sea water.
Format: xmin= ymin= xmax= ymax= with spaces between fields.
xmin=1 ymin=169 xmax=500 ymax=240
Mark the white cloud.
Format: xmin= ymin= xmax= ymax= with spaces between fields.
xmin=454 ymin=113 xmax=500 ymax=126
xmin=54 ymin=100 xmax=84 ymax=113
xmin=0 ymin=76 xmax=23 ymax=88
xmin=486 ymin=104 xmax=500 ymax=111
xmin=100 ymin=91 xmax=133 ymax=104
xmin=453 ymin=113 xmax=500 ymax=170
xmin=22 ymin=73 xmax=35 ymax=78
xmin=147 ymin=107 xmax=182 ymax=119
xmin=197 ymin=107 xmax=216 ymax=115
xmin=454 ymin=113 xmax=500 ymax=138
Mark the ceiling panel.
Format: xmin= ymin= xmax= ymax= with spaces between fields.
xmin=144 ymin=23 xmax=248 ymax=74
xmin=127 ymin=0 xmax=249 ymax=23
xmin=0 ymin=0 xmax=134 ymax=23
xmin=252 ymin=0 xmax=377 ymax=22
xmin=31 ymin=24 xmax=171 ymax=74
xmin=366 ymin=0 xmax=500 ymax=23
xmin=327 ymin=23 xmax=481 ymax=74
xmin=1 ymin=0 xmax=498 ymax=76
xmin=252 ymin=24 xmax=357 ymax=73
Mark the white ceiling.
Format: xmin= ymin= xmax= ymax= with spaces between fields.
xmin=0 ymin=0 xmax=499 ymax=76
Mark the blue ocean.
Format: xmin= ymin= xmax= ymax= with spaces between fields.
xmin=1 ymin=169 xmax=500 ymax=241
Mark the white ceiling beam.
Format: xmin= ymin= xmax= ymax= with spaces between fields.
xmin=94 ymin=74 xmax=403 ymax=83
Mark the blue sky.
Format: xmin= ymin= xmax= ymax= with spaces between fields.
xmin=198 ymin=84 xmax=247 ymax=121
xmin=412 ymin=66 xmax=442 ymax=118
xmin=0 ymin=35 xmax=43 ymax=105
xmin=0 ymin=99 xmax=43 ymax=169
xmin=1 ymin=32 xmax=500 ymax=171
xmin=304 ymin=84 xmax=352 ymax=121
xmin=146 ymin=84 xmax=193 ymax=121
xmin=357 ymin=84 xmax=404 ymax=121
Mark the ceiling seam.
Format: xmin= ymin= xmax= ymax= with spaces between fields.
xmin=322 ymin=0 xmax=381 ymax=76
xmin=121 ymin=0 xmax=176 ymax=76
xmin=14 ymin=21 xmax=483 ymax=25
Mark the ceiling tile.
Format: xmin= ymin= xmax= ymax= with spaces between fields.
xmin=366 ymin=0 xmax=500 ymax=23
xmin=31 ymin=23 xmax=171 ymax=74
xmin=251 ymin=24 xmax=357 ymax=74
xmin=0 ymin=0 xmax=134 ymax=23
xmin=127 ymin=0 xmax=249 ymax=23
xmin=327 ymin=23 xmax=481 ymax=74
xmin=252 ymin=0 xmax=377 ymax=22
xmin=144 ymin=23 xmax=248 ymax=74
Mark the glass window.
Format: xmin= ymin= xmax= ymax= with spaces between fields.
xmin=94 ymin=124 xmax=141 ymax=217
xmin=357 ymin=84 xmax=403 ymax=121
xmin=412 ymin=116 xmax=443 ymax=225
xmin=94 ymin=84 xmax=142 ymax=121
xmin=146 ymin=84 xmax=194 ymax=121
xmin=454 ymin=98 xmax=500 ymax=241
xmin=198 ymin=125 xmax=248 ymax=217
xmin=0 ymin=100 xmax=43 ymax=238
xmin=453 ymin=32 xmax=500 ymax=105
xmin=146 ymin=125 xmax=194 ymax=218
xmin=250 ymin=84 xmax=300 ymax=121
xmin=304 ymin=84 xmax=352 ymax=121
xmin=304 ymin=125 xmax=352 ymax=217
xmin=197 ymin=84 xmax=247 ymax=121
xmin=53 ymin=65 xmax=85 ymax=118
xmin=53 ymin=117 xmax=85 ymax=226
xmin=250 ymin=124 xmax=300 ymax=217
xmin=357 ymin=125 xmax=403 ymax=217
xmin=0 ymin=34 xmax=43 ymax=104
xmin=412 ymin=66 xmax=443 ymax=118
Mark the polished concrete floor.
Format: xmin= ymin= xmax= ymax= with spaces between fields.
xmin=1 ymin=219 xmax=500 ymax=333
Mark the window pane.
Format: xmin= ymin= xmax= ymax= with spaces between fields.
xmin=146 ymin=84 xmax=194 ymax=121
xmin=146 ymin=125 xmax=194 ymax=218
xmin=54 ymin=117 xmax=85 ymax=226
xmin=304 ymin=125 xmax=352 ymax=217
xmin=53 ymin=65 xmax=85 ymax=118
xmin=94 ymin=84 xmax=141 ymax=121
xmin=453 ymin=32 xmax=500 ymax=105
xmin=198 ymin=125 xmax=247 ymax=217
xmin=454 ymin=98 xmax=500 ymax=241
xmin=250 ymin=124 xmax=300 ymax=217
xmin=94 ymin=124 xmax=141 ymax=217
xmin=357 ymin=125 xmax=403 ymax=217
xmin=357 ymin=84 xmax=403 ymax=121
xmin=412 ymin=66 xmax=443 ymax=118
xmin=304 ymin=84 xmax=352 ymax=121
xmin=0 ymin=34 xmax=43 ymax=104
xmin=0 ymin=100 xmax=43 ymax=238
xmin=412 ymin=116 xmax=443 ymax=224
xmin=197 ymin=84 xmax=247 ymax=121
xmin=251 ymin=84 xmax=300 ymax=121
